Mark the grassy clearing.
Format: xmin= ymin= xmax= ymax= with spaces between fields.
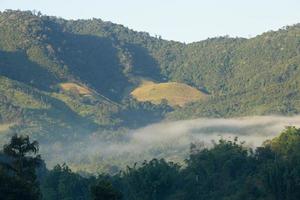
xmin=131 ymin=81 xmax=207 ymax=107
xmin=60 ymin=83 xmax=92 ymax=95
xmin=0 ymin=123 xmax=14 ymax=133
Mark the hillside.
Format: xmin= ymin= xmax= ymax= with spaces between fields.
xmin=131 ymin=81 xmax=207 ymax=106
xmin=0 ymin=10 xmax=300 ymax=142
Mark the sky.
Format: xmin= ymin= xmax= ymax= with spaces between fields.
xmin=1 ymin=0 xmax=300 ymax=43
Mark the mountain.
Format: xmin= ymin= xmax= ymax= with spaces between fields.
xmin=0 ymin=10 xmax=300 ymax=142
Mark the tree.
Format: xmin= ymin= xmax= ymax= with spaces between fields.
xmin=3 ymin=134 xmax=41 ymax=178
xmin=183 ymin=139 xmax=256 ymax=200
xmin=0 ymin=134 xmax=42 ymax=200
xmin=91 ymin=178 xmax=122 ymax=200
xmin=41 ymin=164 xmax=94 ymax=200
xmin=254 ymin=127 xmax=300 ymax=200
xmin=120 ymin=159 xmax=180 ymax=200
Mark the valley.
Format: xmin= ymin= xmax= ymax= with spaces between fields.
xmin=0 ymin=10 xmax=300 ymax=173
xmin=0 ymin=4 xmax=300 ymax=199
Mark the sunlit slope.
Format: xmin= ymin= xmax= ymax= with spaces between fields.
xmin=0 ymin=123 xmax=14 ymax=133
xmin=131 ymin=81 xmax=207 ymax=106
xmin=60 ymin=83 xmax=93 ymax=95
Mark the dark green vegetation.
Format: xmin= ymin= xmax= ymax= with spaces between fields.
xmin=1 ymin=127 xmax=300 ymax=199
xmin=0 ymin=10 xmax=300 ymax=142
xmin=0 ymin=135 xmax=42 ymax=200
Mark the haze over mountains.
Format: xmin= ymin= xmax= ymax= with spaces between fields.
xmin=0 ymin=10 xmax=300 ymax=171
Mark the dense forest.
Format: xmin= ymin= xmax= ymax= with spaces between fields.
xmin=1 ymin=10 xmax=300 ymax=198
xmin=0 ymin=10 xmax=300 ymax=142
xmin=1 ymin=126 xmax=300 ymax=200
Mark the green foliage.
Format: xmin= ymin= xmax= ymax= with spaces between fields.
xmin=183 ymin=139 xmax=256 ymax=200
xmin=2 ymin=127 xmax=300 ymax=200
xmin=3 ymin=134 xmax=41 ymax=178
xmin=0 ymin=134 xmax=42 ymax=200
xmin=0 ymin=10 xmax=300 ymax=142
xmin=253 ymin=127 xmax=300 ymax=200
xmin=268 ymin=126 xmax=300 ymax=157
xmin=1 ymin=11 xmax=300 ymax=198
xmin=118 ymin=98 xmax=173 ymax=128
xmin=114 ymin=127 xmax=300 ymax=200
xmin=119 ymin=159 xmax=180 ymax=200
xmin=1 ymin=11 xmax=300 ymax=191
xmin=91 ymin=177 xmax=122 ymax=200
xmin=41 ymin=164 xmax=94 ymax=200
xmin=1 ymin=10 xmax=300 ymax=112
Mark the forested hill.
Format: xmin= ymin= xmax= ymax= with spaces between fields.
xmin=0 ymin=10 xmax=300 ymax=139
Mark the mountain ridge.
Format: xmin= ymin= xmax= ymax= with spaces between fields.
xmin=0 ymin=10 xmax=299 ymax=142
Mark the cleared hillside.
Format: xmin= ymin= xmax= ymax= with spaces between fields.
xmin=0 ymin=123 xmax=14 ymax=133
xmin=60 ymin=83 xmax=93 ymax=95
xmin=131 ymin=81 xmax=207 ymax=106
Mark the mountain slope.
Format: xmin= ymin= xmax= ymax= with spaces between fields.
xmin=0 ymin=10 xmax=300 ymax=141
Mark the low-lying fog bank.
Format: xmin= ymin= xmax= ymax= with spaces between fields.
xmin=41 ymin=115 xmax=300 ymax=173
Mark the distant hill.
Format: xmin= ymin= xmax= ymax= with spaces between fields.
xmin=0 ymin=10 xmax=300 ymax=141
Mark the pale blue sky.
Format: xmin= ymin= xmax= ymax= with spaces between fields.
xmin=1 ymin=0 xmax=300 ymax=43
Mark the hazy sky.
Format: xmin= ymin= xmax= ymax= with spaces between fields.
xmin=1 ymin=0 xmax=300 ymax=43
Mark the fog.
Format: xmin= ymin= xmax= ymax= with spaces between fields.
xmin=41 ymin=115 xmax=300 ymax=173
